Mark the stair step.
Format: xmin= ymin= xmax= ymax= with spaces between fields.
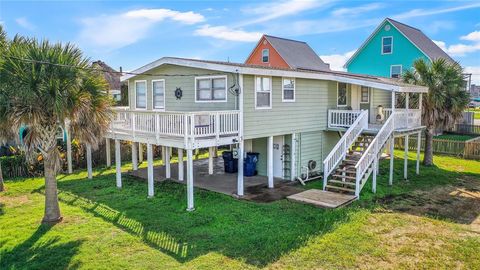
xmin=335 ymin=168 xmax=357 ymax=174
xmin=328 ymin=179 xmax=356 ymax=186
xmin=343 ymin=159 xmax=358 ymax=164
xmin=326 ymin=185 xmax=356 ymax=193
xmin=332 ymin=174 xmax=356 ymax=180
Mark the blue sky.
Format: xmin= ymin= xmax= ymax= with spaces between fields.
xmin=1 ymin=0 xmax=480 ymax=83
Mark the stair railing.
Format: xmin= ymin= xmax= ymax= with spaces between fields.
xmin=354 ymin=112 xmax=396 ymax=197
xmin=323 ymin=110 xmax=368 ymax=190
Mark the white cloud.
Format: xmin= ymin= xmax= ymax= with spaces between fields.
xmin=320 ymin=50 xmax=356 ymax=71
xmin=461 ymin=31 xmax=480 ymax=42
xmin=393 ymin=2 xmax=480 ymax=20
xmin=78 ymin=8 xmax=204 ymax=50
xmin=15 ymin=17 xmax=35 ymax=31
xmin=240 ymin=0 xmax=334 ymax=26
xmin=194 ymin=25 xmax=262 ymax=42
xmin=433 ymin=30 xmax=480 ymax=56
xmin=465 ymin=66 xmax=480 ymax=85
xmin=331 ymin=3 xmax=384 ymax=17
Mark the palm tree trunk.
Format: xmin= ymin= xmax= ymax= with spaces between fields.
xmin=423 ymin=128 xmax=434 ymax=166
xmin=42 ymin=150 xmax=62 ymax=223
xmin=0 ymin=162 xmax=4 ymax=192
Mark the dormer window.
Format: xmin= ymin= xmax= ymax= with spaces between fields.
xmin=262 ymin=49 xmax=269 ymax=63
xmin=382 ymin=36 xmax=393 ymax=54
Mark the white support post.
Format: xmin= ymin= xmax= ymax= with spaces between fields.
xmin=178 ymin=148 xmax=184 ymax=181
xmin=405 ymin=93 xmax=410 ymax=128
xmin=291 ymin=133 xmax=297 ymax=181
xmin=404 ymin=135 xmax=409 ymax=180
xmin=132 ymin=142 xmax=138 ymax=171
xmin=147 ymin=143 xmax=154 ymax=198
xmin=138 ymin=143 xmax=143 ymax=163
xmin=162 ymin=146 xmax=166 ymax=165
xmin=237 ymin=141 xmax=244 ymax=196
xmin=267 ymin=136 xmax=274 ymax=188
xmin=208 ymin=146 xmax=214 ymax=175
xmin=115 ymin=139 xmax=122 ymax=188
xmin=86 ymin=143 xmax=92 ymax=179
xmin=65 ymin=121 xmax=73 ymax=174
xmin=105 ymin=138 xmax=111 ymax=168
xmin=165 ymin=146 xmax=171 ymax=179
xmin=416 ymin=131 xmax=421 ymax=175
xmin=372 ymin=157 xmax=377 ymax=193
xmin=186 ymin=149 xmax=195 ymax=211
xmin=389 ymin=136 xmax=394 ymax=185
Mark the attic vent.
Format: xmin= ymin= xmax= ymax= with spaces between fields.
xmin=384 ymin=25 xmax=391 ymax=31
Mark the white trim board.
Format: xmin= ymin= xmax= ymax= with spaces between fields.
xmin=122 ymin=57 xmax=428 ymax=93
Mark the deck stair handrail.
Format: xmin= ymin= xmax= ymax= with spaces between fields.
xmin=323 ymin=110 xmax=368 ymax=189
xmin=354 ymin=112 xmax=396 ymax=196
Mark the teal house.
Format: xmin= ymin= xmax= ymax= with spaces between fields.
xmin=345 ymin=18 xmax=455 ymax=78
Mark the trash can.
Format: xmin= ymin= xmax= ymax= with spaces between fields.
xmin=244 ymin=152 xmax=259 ymax=177
xmin=222 ymin=151 xmax=238 ymax=173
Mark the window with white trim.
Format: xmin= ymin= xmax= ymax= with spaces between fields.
xmin=337 ymin=83 xmax=347 ymax=107
xmin=390 ymin=65 xmax=402 ymax=78
xmin=282 ymin=78 xmax=295 ymax=102
xmin=255 ymin=76 xmax=271 ymax=109
xmin=360 ymin=86 xmax=369 ymax=103
xmin=382 ymin=36 xmax=393 ymax=54
xmin=195 ymin=76 xmax=227 ymax=102
xmin=135 ymin=81 xmax=147 ymax=109
xmin=262 ymin=49 xmax=269 ymax=63
xmin=152 ymin=80 xmax=165 ymax=109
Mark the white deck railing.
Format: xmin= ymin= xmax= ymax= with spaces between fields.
xmin=328 ymin=110 xmax=363 ymax=128
xmin=110 ymin=107 xmax=240 ymax=142
xmin=323 ymin=110 xmax=368 ymax=190
xmin=354 ymin=112 xmax=396 ymax=197
xmin=384 ymin=109 xmax=422 ymax=129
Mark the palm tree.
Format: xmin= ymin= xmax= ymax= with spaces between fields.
xmin=0 ymin=25 xmax=11 ymax=192
xmin=0 ymin=31 xmax=112 ymax=222
xmin=403 ymin=58 xmax=469 ymax=166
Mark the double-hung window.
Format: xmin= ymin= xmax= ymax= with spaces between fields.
xmin=382 ymin=36 xmax=393 ymax=54
xmin=135 ymin=80 xmax=147 ymax=109
xmin=152 ymin=80 xmax=165 ymax=109
xmin=360 ymin=86 xmax=369 ymax=103
xmin=337 ymin=82 xmax=347 ymax=107
xmin=195 ymin=76 xmax=227 ymax=102
xmin=262 ymin=49 xmax=269 ymax=63
xmin=390 ymin=65 xmax=402 ymax=78
xmin=282 ymin=78 xmax=295 ymax=102
xmin=255 ymin=76 xmax=272 ymax=109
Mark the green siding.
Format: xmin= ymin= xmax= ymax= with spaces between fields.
xmin=347 ymin=21 xmax=430 ymax=77
xmin=243 ymin=76 xmax=338 ymax=139
xmin=370 ymin=88 xmax=392 ymax=122
xmin=298 ymin=131 xmax=324 ymax=173
xmin=127 ymin=64 xmax=237 ymax=111
xmin=251 ymin=137 xmax=267 ymax=176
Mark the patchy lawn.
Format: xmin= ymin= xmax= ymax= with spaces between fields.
xmin=1 ymin=151 xmax=479 ymax=269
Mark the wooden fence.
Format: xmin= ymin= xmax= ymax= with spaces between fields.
xmin=394 ymin=136 xmax=480 ymax=159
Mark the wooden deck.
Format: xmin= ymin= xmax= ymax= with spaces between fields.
xmin=287 ymin=189 xmax=357 ymax=208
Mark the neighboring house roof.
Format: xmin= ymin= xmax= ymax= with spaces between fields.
xmin=122 ymin=57 xmax=427 ymax=93
xmin=249 ymin=35 xmax=330 ymax=71
xmin=345 ymin=18 xmax=456 ymax=67
xmin=92 ymin=60 xmax=122 ymax=91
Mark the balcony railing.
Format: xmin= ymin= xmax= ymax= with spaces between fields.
xmin=328 ymin=109 xmax=422 ymax=131
xmin=109 ymin=107 xmax=240 ymax=142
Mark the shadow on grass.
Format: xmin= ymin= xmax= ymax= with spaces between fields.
xmin=0 ymin=224 xmax=82 ymax=269
xmin=51 ymin=172 xmax=359 ymax=267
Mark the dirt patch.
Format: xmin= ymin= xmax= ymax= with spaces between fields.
xmin=379 ymin=175 xmax=480 ymax=231
xmin=242 ymin=182 xmax=304 ymax=203
xmin=0 ymin=194 xmax=31 ymax=207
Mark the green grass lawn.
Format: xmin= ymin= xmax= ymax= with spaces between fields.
xmin=434 ymin=134 xmax=478 ymax=141
xmin=1 ymin=151 xmax=480 ymax=269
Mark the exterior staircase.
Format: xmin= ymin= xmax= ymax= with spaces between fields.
xmin=325 ymin=135 xmax=374 ymax=194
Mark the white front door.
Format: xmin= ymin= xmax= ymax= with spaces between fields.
xmin=273 ymin=136 xmax=284 ymax=178
xmin=351 ymin=85 xmax=360 ymax=110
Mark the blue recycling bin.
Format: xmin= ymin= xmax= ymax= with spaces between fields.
xmin=244 ymin=152 xmax=259 ymax=177
xmin=222 ymin=151 xmax=238 ymax=173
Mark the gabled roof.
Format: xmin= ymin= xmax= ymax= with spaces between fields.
xmin=345 ymin=18 xmax=456 ymax=67
xmin=92 ymin=60 xmax=122 ymax=90
xmin=262 ymin=35 xmax=330 ymax=71
xmin=121 ymin=57 xmax=427 ymax=93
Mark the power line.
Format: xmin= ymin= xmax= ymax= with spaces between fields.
xmin=0 ymin=55 xmax=227 ymax=78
